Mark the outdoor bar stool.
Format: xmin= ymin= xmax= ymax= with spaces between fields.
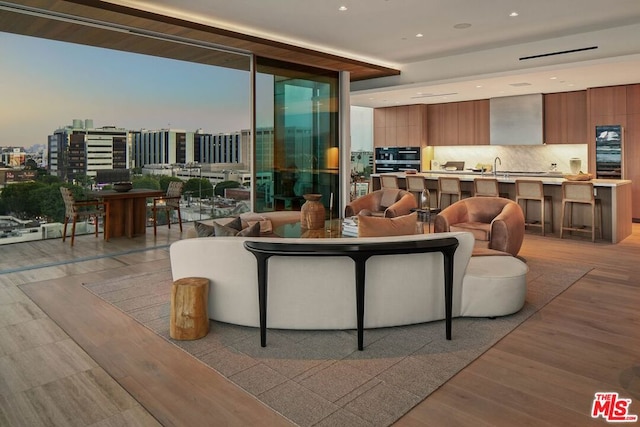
xmin=560 ymin=181 xmax=602 ymax=242
xmin=380 ymin=174 xmax=400 ymax=190
xmin=473 ymin=178 xmax=500 ymax=197
xmin=437 ymin=176 xmax=469 ymax=209
xmin=515 ymin=179 xmax=553 ymax=236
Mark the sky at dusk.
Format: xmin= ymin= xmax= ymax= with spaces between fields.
xmin=0 ymin=32 xmax=256 ymax=148
xmin=1 ymin=32 xmax=374 ymax=152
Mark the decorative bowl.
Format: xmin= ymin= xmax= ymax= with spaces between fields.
xmin=113 ymin=181 xmax=133 ymax=192
xmin=563 ymin=173 xmax=593 ymax=181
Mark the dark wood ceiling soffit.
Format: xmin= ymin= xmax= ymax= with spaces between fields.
xmin=0 ymin=8 xmax=252 ymax=70
xmin=1 ymin=0 xmax=400 ymax=81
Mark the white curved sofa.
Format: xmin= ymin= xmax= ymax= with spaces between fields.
xmin=169 ymin=231 xmax=528 ymax=330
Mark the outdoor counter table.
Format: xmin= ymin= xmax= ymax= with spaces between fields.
xmin=90 ymin=189 xmax=164 ymax=238
xmin=371 ymin=172 xmax=633 ymax=243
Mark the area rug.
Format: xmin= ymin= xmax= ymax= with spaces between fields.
xmin=83 ymin=257 xmax=591 ymax=427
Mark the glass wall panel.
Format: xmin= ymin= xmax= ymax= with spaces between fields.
xmin=255 ymin=58 xmax=339 ymax=217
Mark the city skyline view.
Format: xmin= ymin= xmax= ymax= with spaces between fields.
xmin=1 ymin=32 xmax=373 ymax=153
xmin=1 ymin=32 xmax=256 ymax=149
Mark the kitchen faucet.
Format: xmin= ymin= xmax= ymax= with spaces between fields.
xmin=493 ymin=157 xmax=502 ymax=176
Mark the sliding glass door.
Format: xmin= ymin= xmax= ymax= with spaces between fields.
xmin=255 ymin=58 xmax=339 ymax=216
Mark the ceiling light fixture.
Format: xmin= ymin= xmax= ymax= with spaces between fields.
xmin=416 ymin=33 xmax=424 ymax=38
xmin=338 ymin=6 xmax=347 ymax=11
xmin=510 ymin=12 xmax=519 ymax=17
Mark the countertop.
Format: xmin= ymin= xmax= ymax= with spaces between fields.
xmin=372 ymin=171 xmax=631 ymax=187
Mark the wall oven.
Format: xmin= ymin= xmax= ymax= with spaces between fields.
xmin=375 ymin=147 xmax=421 ymax=172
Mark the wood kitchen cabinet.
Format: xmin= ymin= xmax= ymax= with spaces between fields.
xmin=426 ymin=104 xmax=444 ymax=146
xmin=458 ymin=100 xmax=489 ymax=145
xmin=441 ymin=102 xmax=459 ymax=145
xmin=428 ymin=103 xmax=457 ymax=146
xmin=626 ymin=83 xmax=640 ymax=114
xmin=474 ymin=99 xmax=490 ymax=145
xmin=543 ymin=90 xmax=587 ymax=144
xmin=589 ymin=85 xmax=627 ymax=118
xmin=624 ymin=84 xmax=640 ymax=218
xmin=457 ymin=101 xmax=474 ymax=145
xmin=374 ymin=105 xmax=427 ymax=148
xmin=428 ymin=100 xmax=488 ymax=145
xmin=586 ymin=83 xmax=640 ymax=219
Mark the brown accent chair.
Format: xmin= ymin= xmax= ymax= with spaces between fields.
xmin=344 ymin=189 xmax=417 ymax=218
xmin=434 ymin=196 xmax=525 ymax=256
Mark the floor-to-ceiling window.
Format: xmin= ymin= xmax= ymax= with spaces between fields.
xmin=255 ymin=58 xmax=339 ymax=216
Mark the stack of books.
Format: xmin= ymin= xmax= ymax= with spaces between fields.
xmin=342 ymin=217 xmax=358 ymax=237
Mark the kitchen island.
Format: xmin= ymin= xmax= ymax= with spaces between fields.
xmin=371 ymin=172 xmax=632 ymax=243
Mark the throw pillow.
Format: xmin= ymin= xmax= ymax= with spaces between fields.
xmin=379 ymin=189 xmax=399 ymax=209
xmin=225 ymin=216 xmax=243 ymax=232
xmin=241 ymin=214 xmax=273 ymax=234
xmin=195 ymin=216 xmax=243 ymax=237
xmin=237 ymin=221 xmax=261 ymax=237
xmin=213 ymin=220 xmax=260 ymax=237
xmin=357 ymin=211 xmax=418 ymax=237
xmin=194 ymin=221 xmax=215 ymax=237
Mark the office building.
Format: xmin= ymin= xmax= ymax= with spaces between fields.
xmin=195 ymin=129 xmax=251 ymax=166
xmin=131 ymin=128 xmax=195 ymax=168
xmin=47 ymin=119 xmax=129 ymax=182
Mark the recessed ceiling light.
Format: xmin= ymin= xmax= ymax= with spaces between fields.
xmin=453 ymin=23 xmax=471 ymax=29
xmin=509 ymin=12 xmax=519 ymax=17
xmin=550 ymin=76 xmax=557 ymax=80
xmin=476 ymin=85 xmax=482 ymax=88
xmin=338 ymin=6 xmax=347 ymax=11
xmin=415 ymin=33 xmax=424 ymax=38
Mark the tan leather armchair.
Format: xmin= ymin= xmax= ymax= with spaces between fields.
xmin=345 ymin=189 xmax=417 ymax=218
xmin=434 ymin=196 xmax=525 ymax=256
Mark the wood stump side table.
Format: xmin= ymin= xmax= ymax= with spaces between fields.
xmin=170 ymin=277 xmax=210 ymax=340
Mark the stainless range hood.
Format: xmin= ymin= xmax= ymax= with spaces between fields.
xmin=490 ymin=93 xmax=544 ymax=145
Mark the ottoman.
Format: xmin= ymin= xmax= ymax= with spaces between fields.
xmin=460 ymin=256 xmax=528 ymax=317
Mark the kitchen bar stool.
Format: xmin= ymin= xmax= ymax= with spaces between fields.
xmin=560 ymin=181 xmax=602 ymax=242
xmin=380 ymin=174 xmax=400 ymax=190
xmin=515 ymin=179 xmax=553 ymax=236
xmin=406 ymin=175 xmax=440 ymax=233
xmin=406 ymin=175 xmax=433 ymax=206
xmin=473 ymin=178 xmax=500 ymax=197
xmin=438 ymin=176 xmax=469 ymax=209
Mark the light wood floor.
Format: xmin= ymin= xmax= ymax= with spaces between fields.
xmin=1 ymin=224 xmax=638 ymax=426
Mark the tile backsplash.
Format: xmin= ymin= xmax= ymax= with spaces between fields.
xmin=431 ymin=144 xmax=588 ymax=173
